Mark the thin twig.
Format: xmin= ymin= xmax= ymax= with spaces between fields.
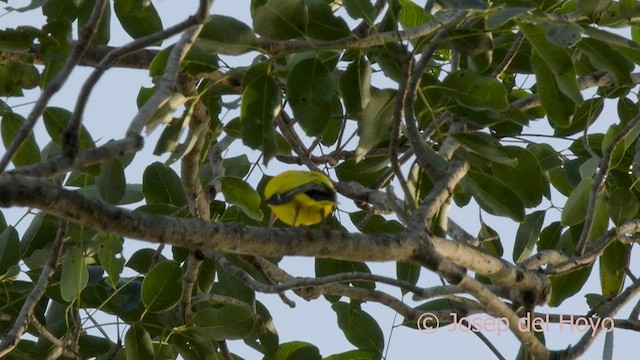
xmin=0 ymin=220 xmax=67 ymax=356
xmin=0 ymin=0 xmax=107 ymax=172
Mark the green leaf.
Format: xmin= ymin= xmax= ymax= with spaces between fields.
xmin=221 ymin=176 xmax=263 ymax=221
xmin=530 ymin=51 xmax=576 ymax=129
xmin=538 ymin=221 xmax=563 ymax=251
xmin=540 ymin=21 xmax=582 ymax=48
xmin=599 ymin=241 xmax=629 ymax=297
xmin=561 ymin=178 xmax=594 ymax=226
xmin=343 ymin=0 xmax=375 ymax=25
xmin=355 ymin=88 xmax=396 ymax=162
xmin=125 ymin=324 xmax=154 ymax=360
xmin=20 ymin=213 xmax=59 ymax=260
xmin=513 ymin=211 xmax=545 ymax=263
xmin=549 ymin=265 xmax=592 ymax=307
xmin=325 ymin=350 xmax=380 ymax=360
xmin=577 ymin=38 xmax=633 ymax=87
xmin=335 ymin=158 xmax=389 ymax=187
xmin=272 ymin=341 xmax=321 ymax=360
xmin=142 ymin=162 xmax=187 ymax=206
xmin=60 ymin=246 xmax=89 ymax=302
xmin=519 ymin=21 xmax=582 ymax=104
xmin=222 ymin=155 xmax=251 ymax=178
xmin=141 ymin=260 xmax=182 ymax=312
xmin=440 ymin=70 xmax=509 ymax=112
xmin=43 ymin=107 xmax=95 ymax=150
xmin=42 ymin=0 xmax=79 ymax=21
xmin=396 ymin=261 xmax=420 ymax=294
xmin=184 ymin=306 xmax=255 ymax=341
xmin=332 ymin=302 xmax=384 ymax=354
xmin=486 ymin=7 xmax=529 ymax=29
xmin=96 ymin=159 xmax=126 ymax=204
xmin=339 ymin=56 xmax=372 ymax=118
xmin=491 ymin=146 xmax=545 ymax=207
xmin=78 ymin=0 xmax=111 ymax=45
xmin=554 ymin=97 xmax=604 ymax=137
xmin=316 ymin=257 xmax=375 ymax=296
xmin=602 ymin=124 xmax=627 ymax=168
xmin=451 ymin=132 xmax=517 ymax=166
xmin=578 ymin=0 xmax=612 ymax=15
xmin=240 ymin=63 xmax=280 ymax=164
xmin=126 ymin=248 xmax=166 ymax=274
xmin=1 ymin=112 xmax=41 ymax=166
xmin=253 ymin=0 xmax=308 ymax=40
xmin=287 ymin=58 xmax=334 ymax=136
xmin=305 ymin=0 xmax=350 ymax=40
xmin=462 ymin=169 xmax=526 ymax=222
xmin=0 ymin=226 xmax=20 ymax=277
xmin=607 ymin=187 xmax=640 ymax=226
xmin=398 ymin=0 xmax=432 ymax=28
xmin=96 ymin=234 xmax=125 ymax=288
xmin=197 ymin=15 xmax=257 ymax=55
xmin=114 ymin=0 xmax=163 ymax=41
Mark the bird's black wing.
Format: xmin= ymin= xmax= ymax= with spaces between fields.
xmin=265 ymin=182 xmax=336 ymax=205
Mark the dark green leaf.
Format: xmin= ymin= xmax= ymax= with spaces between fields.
xmin=440 ymin=70 xmax=509 ymax=111
xmin=222 ymin=155 xmax=251 ymax=178
xmin=396 ymin=262 xmax=420 ymax=294
xmin=96 ymin=234 xmax=125 ymax=288
xmin=578 ymin=0 xmax=612 ymax=15
xmin=607 ymin=187 xmax=640 ymax=226
xmin=513 ymin=211 xmax=545 ymax=263
xmin=335 ymin=158 xmax=389 ymax=187
xmin=305 ymin=0 xmax=350 ymax=40
xmin=577 ymin=38 xmax=633 ymax=87
xmin=125 ymin=324 xmax=154 ymax=360
xmin=398 ymin=0 xmax=432 ymax=27
xmin=78 ymin=0 xmax=111 ymax=45
xmin=253 ymin=0 xmax=308 ymax=40
xmin=491 ymin=146 xmax=544 ymax=207
xmin=0 ymin=226 xmax=20 ymax=277
xmin=599 ymin=241 xmax=629 ymax=297
xmin=43 ymin=107 xmax=95 ymax=150
xmin=519 ymin=21 xmax=582 ymax=104
xmin=343 ymin=0 xmax=375 ymax=25
xmin=333 ymin=302 xmax=384 ymax=354
xmin=287 ymin=58 xmax=334 ymax=136
xmin=462 ymin=169 xmax=526 ymax=222
xmin=114 ymin=0 xmax=163 ymax=41
xmin=561 ymin=178 xmax=594 ymax=226
xmin=42 ymin=0 xmax=79 ymax=21
xmin=184 ymin=306 xmax=255 ymax=341
xmin=272 ymin=341 xmax=321 ymax=360
xmin=325 ymin=350 xmax=380 ymax=360
xmin=1 ymin=112 xmax=41 ymax=166
xmin=549 ymin=266 xmax=592 ymax=307
xmin=554 ymin=97 xmax=604 ymax=137
xmin=126 ymin=248 xmax=166 ymax=274
xmin=540 ymin=21 xmax=582 ymax=48
xmin=221 ymin=176 xmax=263 ymax=221
xmin=240 ymin=63 xmax=279 ymax=164
xmin=451 ymin=132 xmax=517 ymax=166
xmin=141 ymin=260 xmax=182 ymax=312
xmin=60 ymin=246 xmax=89 ymax=302
xmin=197 ymin=15 xmax=257 ymax=55
xmin=142 ymin=162 xmax=187 ymax=206
xmin=96 ymin=159 xmax=126 ymax=204
xmin=530 ymin=51 xmax=576 ymax=128
xmin=340 ymin=57 xmax=372 ymax=118
xmin=355 ymin=88 xmax=396 ymax=161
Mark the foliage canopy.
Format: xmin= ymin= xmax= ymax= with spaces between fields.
xmin=2 ymin=0 xmax=640 ymax=359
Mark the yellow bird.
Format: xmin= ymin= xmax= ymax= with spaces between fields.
xmin=264 ymin=170 xmax=337 ymax=226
